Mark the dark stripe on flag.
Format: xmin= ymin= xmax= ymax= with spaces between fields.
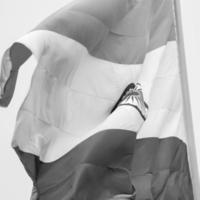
xmin=15 ymin=131 xmax=193 ymax=200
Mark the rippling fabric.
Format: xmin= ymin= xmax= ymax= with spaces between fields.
xmin=0 ymin=0 xmax=195 ymax=199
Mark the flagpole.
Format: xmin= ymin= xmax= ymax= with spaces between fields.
xmin=173 ymin=0 xmax=200 ymax=199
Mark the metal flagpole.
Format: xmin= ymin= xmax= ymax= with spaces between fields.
xmin=173 ymin=0 xmax=200 ymax=199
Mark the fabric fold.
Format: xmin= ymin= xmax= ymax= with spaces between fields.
xmin=0 ymin=0 xmax=195 ymax=199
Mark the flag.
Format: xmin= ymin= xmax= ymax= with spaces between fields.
xmin=0 ymin=0 xmax=195 ymax=199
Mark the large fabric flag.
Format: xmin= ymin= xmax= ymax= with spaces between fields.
xmin=0 ymin=0 xmax=196 ymax=199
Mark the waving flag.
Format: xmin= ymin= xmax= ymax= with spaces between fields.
xmin=0 ymin=0 xmax=197 ymax=199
